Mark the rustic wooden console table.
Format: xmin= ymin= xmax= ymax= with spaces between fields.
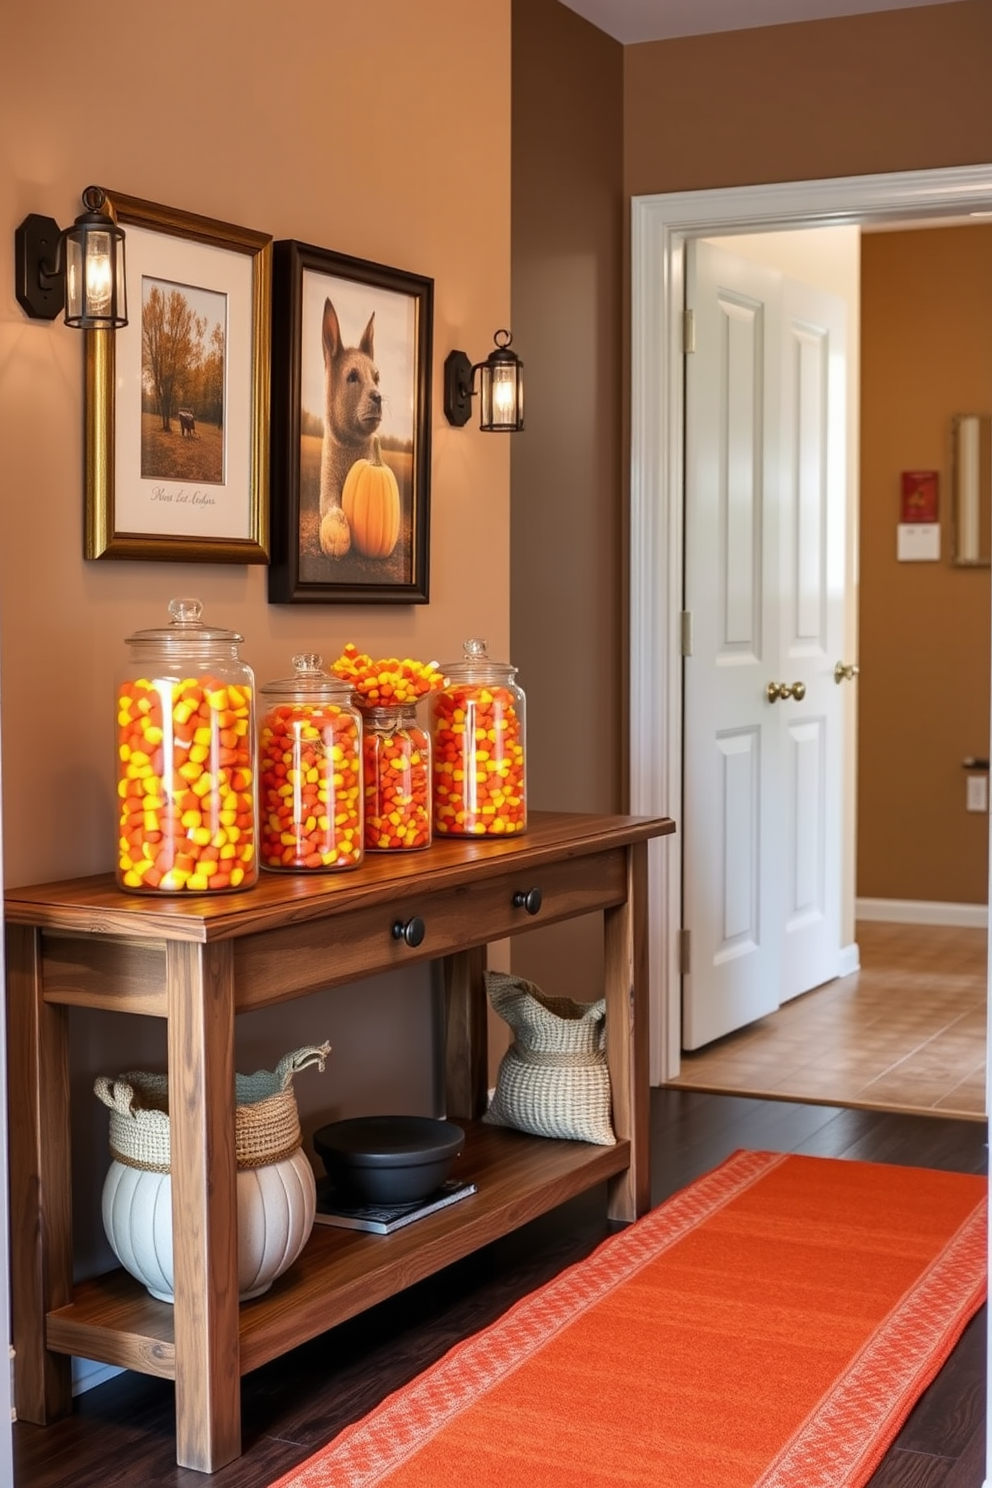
xmin=5 ymin=810 xmax=673 ymax=1473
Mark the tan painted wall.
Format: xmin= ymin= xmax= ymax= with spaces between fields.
xmin=509 ymin=0 xmax=624 ymax=1000
xmin=1 ymin=0 xmax=511 ymax=1276
xmin=859 ymin=224 xmax=992 ymax=904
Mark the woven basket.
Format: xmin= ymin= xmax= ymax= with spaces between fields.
xmin=94 ymin=1043 xmax=332 ymax=1173
xmin=483 ymin=972 xmax=616 ymax=1145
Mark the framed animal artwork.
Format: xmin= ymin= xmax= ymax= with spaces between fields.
xmin=267 ymin=239 xmax=433 ymax=604
xmin=85 ymin=191 xmax=272 ymax=562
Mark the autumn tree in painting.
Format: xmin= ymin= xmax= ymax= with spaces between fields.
xmin=142 ymin=285 xmax=209 ymax=433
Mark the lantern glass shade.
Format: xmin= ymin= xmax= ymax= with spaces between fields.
xmin=64 ymin=211 xmax=127 ymax=329
xmin=478 ymin=345 xmax=524 ymax=432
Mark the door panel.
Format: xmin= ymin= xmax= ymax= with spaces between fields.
xmin=717 ymin=727 xmax=760 ymax=955
xmin=722 ymin=296 xmax=763 ymax=651
xmin=683 ymin=241 xmax=846 ymax=1048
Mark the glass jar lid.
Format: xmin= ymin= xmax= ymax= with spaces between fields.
xmin=125 ymin=597 xmax=245 ymax=647
xmin=440 ymin=637 xmax=517 ymax=685
xmin=260 ymin=653 xmax=357 ymax=703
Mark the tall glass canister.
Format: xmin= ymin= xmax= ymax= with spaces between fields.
xmin=116 ymin=597 xmax=257 ymax=893
xmin=258 ymin=655 xmax=364 ymax=871
xmin=430 ymin=637 xmax=527 ymax=837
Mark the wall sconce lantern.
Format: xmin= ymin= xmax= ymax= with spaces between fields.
xmin=15 ymin=185 xmax=127 ymax=329
xmin=443 ymin=329 xmax=524 ymax=431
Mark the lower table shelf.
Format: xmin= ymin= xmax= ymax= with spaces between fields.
xmin=46 ymin=1123 xmax=631 ymax=1380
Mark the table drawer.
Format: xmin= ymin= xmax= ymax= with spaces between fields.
xmin=233 ymin=848 xmax=627 ymax=1009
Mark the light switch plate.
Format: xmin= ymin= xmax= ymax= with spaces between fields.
xmin=966 ymin=774 xmax=988 ymax=812
xmin=897 ymin=523 xmax=940 ymax=561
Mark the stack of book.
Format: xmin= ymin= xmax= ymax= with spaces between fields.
xmin=313 ymin=1176 xmax=477 ymax=1235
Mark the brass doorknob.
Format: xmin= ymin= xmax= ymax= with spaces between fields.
xmin=767 ymin=681 xmax=806 ymax=703
xmin=834 ymin=662 xmax=860 ymax=684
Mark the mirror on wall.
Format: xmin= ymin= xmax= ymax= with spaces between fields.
xmin=951 ymin=414 xmax=992 ymax=566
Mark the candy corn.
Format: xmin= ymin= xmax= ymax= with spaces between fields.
xmin=258 ymin=703 xmax=363 ymax=871
xmin=116 ymin=674 xmax=257 ymax=893
xmin=431 ymin=685 xmax=526 ymax=837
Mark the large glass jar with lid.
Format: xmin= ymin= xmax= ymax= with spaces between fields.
xmin=429 ymin=637 xmax=526 ymax=837
xmin=116 ymin=597 xmax=257 ymax=893
xmin=258 ymin=655 xmax=363 ymax=872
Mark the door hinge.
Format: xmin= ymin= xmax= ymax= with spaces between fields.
xmin=679 ymin=928 xmax=691 ymax=975
xmin=682 ymin=308 xmax=696 ymax=354
xmin=680 ymin=611 xmax=693 ymax=657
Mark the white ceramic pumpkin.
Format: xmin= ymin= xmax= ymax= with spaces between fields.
xmin=101 ymin=1147 xmax=316 ymax=1303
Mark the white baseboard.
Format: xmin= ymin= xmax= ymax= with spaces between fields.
xmin=856 ymin=898 xmax=988 ymax=929
xmin=72 ymin=1357 xmax=123 ymax=1396
xmin=837 ymin=942 xmax=860 ymax=977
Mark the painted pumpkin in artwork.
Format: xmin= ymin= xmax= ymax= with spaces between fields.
xmin=342 ymin=437 xmax=401 ymax=559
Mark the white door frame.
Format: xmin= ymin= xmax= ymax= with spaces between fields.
xmin=629 ymin=162 xmax=992 ymax=1089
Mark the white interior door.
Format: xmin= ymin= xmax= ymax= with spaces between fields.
xmin=682 ymin=240 xmax=846 ymax=1049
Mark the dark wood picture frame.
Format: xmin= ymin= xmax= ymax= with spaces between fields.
xmin=267 ymin=239 xmax=433 ymax=604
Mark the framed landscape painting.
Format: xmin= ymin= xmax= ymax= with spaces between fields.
xmin=85 ymin=191 xmax=271 ymax=562
xmin=267 ymin=238 xmax=433 ymax=604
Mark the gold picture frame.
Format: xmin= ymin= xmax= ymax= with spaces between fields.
xmin=85 ymin=191 xmax=272 ymax=562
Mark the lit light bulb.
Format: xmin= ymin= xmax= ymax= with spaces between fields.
xmin=492 ymin=367 xmax=516 ymax=422
xmin=84 ymin=231 xmax=114 ymax=317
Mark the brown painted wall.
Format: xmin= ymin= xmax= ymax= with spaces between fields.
xmin=859 ymin=225 xmax=992 ymax=903
xmin=624 ymin=1 xmax=992 ymax=196
xmin=509 ymin=0 xmax=624 ymax=998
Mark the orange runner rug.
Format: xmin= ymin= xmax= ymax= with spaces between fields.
xmin=270 ymin=1150 xmax=987 ymax=1488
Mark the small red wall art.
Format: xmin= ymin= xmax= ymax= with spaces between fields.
xmin=900 ymin=470 xmax=939 ymax=523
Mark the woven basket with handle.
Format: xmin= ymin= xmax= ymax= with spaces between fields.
xmin=93 ymin=1043 xmax=332 ymax=1173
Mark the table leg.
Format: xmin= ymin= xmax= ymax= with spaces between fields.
xmin=167 ymin=940 xmax=240 ymax=1473
xmin=604 ymin=840 xmax=650 ymax=1221
xmin=442 ymin=947 xmax=488 ymax=1121
xmin=5 ymin=924 xmax=73 ymax=1423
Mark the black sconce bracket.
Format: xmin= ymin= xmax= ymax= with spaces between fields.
xmin=15 ymin=213 xmax=64 ymax=321
xmin=443 ymin=350 xmax=475 ymax=427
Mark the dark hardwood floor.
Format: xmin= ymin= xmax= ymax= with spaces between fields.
xmin=14 ymin=1089 xmax=989 ymax=1488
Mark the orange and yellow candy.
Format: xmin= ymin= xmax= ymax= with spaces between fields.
xmin=116 ymin=674 xmax=256 ymax=893
xmin=258 ymin=703 xmax=362 ymax=871
xmin=330 ymin=643 xmax=444 ymax=708
xmin=431 ymin=685 xmax=526 ymax=837
xmin=362 ymin=711 xmax=432 ymax=852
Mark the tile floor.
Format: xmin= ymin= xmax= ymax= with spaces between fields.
xmin=667 ymin=920 xmax=988 ymax=1119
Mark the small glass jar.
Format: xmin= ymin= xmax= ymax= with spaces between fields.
xmin=258 ymin=655 xmax=363 ymax=872
xmin=116 ymin=597 xmax=257 ymax=893
xmin=361 ymin=704 xmax=432 ymax=851
xmin=430 ymin=637 xmax=527 ymax=837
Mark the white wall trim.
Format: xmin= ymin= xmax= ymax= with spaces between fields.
xmin=72 ymin=1358 xmax=123 ymax=1396
xmin=837 ymin=942 xmax=861 ymax=978
xmin=856 ymin=898 xmax=989 ymax=929
xmin=630 ymin=163 xmax=992 ymax=1089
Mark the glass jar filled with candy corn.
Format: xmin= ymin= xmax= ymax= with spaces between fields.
xmin=360 ymin=704 xmax=432 ymax=851
xmin=430 ymin=638 xmax=527 ymax=837
xmin=116 ymin=598 xmax=257 ymax=893
xmin=328 ymin=644 xmax=445 ymax=853
xmin=258 ymin=655 xmax=363 ymax=872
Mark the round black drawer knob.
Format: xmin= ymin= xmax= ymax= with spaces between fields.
xmin=512 ymin=887 xmax=543 ymax=916
xmin=392 ymin=916 xmax=426 ymax=947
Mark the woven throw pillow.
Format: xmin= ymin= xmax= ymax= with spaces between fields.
xmin=483 ymin=971 xmax=616 ymax=1145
